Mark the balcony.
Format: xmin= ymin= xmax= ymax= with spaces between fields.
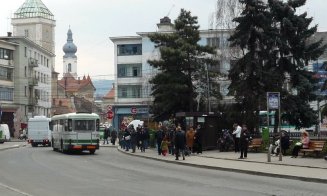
xmin=28 ymin=77 xmax=38 ymax=86
xmin=28 ymin=97 xmax=38 ymax=106
xmin=28 ymin=58 xmax=38 ymax=68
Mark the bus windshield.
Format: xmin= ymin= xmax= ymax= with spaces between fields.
xmin=73 ymin=120 xmax=95 ymax=131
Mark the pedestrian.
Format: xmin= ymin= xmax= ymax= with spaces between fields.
xmin=118 ymin=129 xmax=124 ymax=149
xmin=232 ymin=123 xmax=242 ymax=153
xmin=168 ymin=125 xmax=176 ymax=155
xmin=281 ymin=131 xmax=290 ymax=155
xmin=186 ymin=127 xmax=195 ymax=152
xmin=194 ymin=124 xmax=203 ymax=154
xmin=161 ymin=136 xmax=170 ymax=156
xmin=129 ymin=125 xmax=138 ymax=153
xmin=103 ymin=126 xmax=109 ymax=145
xmin=110 ymin=128 xmax=117 ymax=145
xmin=291 ymin=130 xmax=309 ymax=158
xmin=239 ymin=124 xmax=250 ymax=159
xmin=138 ymin=127 xmax=146 ymax=152
xmin=155 ymin=124 xmax=164 ymax=155
xmin=175 ymin=126 xmax=186 ymax=160
xmin=123 ymin=128 xmax=132 ymax=151
xmin=143 ymin=123 xmax=150 ymax=149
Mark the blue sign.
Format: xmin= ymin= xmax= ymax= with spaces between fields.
xmin=267 ymin=92 xmax=280 ymax=109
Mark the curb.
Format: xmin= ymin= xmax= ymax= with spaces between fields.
xmin=199 ymin=155 xmax=327 ymax=170
xmin=117 ymin=148 xmax=327 ymax=184
xmin=0 ymin=144 xmax=26 ymax=151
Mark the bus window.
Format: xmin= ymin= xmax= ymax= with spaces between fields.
xmin=68 ymin=119 xmax=72 ymax=131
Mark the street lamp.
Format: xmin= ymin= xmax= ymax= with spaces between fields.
xmin=205 ymin=63 xmax=211 ymax=113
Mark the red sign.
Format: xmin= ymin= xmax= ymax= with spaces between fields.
xmin=107 ymin=111 xmax=114 ymax=119
xmin=131 ymin=107 xmax=137 ymax=114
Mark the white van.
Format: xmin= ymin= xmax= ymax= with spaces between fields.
xmin=0 ymin=124 xmax=11 ymax=142
xmin=28 ymin=116 xmax=51 ymax=147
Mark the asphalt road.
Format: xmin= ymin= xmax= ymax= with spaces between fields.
xmin=0 ymin=146 xmax=326 ymax=196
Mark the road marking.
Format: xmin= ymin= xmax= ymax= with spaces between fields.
xmin=0 ymin=182 xmax=34 ymax=196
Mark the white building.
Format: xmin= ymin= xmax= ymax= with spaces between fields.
xmin=110 ymin=16 xmax=233 ymax=130
xmin=0 ymin=0 xmax=55 ymax=137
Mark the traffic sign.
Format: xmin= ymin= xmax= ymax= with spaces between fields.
xmin=107 ymin=111 xmax=114 ymax=119
xmin=131 ymin=107 xmax=137 ymax=114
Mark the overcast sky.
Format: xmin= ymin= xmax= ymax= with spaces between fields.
xmin=1 ymin=0 xmax=326 ymax=80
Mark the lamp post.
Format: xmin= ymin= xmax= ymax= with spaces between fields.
xmin=205 ymin=63 xmax=211 ymax=112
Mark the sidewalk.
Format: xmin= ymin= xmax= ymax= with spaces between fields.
xmin=0 ymin=141 xmax=27 ymax=151
xmin=117 ymin=147 xmax=327 ymax=183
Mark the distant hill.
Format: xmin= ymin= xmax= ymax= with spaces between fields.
xmin=93 ymin=79 xmax=114 ymax=100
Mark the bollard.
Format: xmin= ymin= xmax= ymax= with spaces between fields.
xmin=267 ymin=144 xmax=273 ymax=162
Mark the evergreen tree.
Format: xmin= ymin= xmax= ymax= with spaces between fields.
xmin=268 ymin=0 xmax=326 ymax=128
xmin=228 ymin=0 xmax=272 ymax=126
xmin=228 ymin=0 xmax=326 ymax=129
xmin=148 ymin=9 xmax=217 ymax=121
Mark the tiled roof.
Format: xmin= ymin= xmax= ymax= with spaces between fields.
xmin=58 ymin=73 xmax=95 ymax=92
xmin=103 ymin=87 xmax=115 ymax=99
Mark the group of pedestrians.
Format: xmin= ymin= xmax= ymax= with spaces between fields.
xmin=102 ymin=125 xmax=117 ymax=145
xmin=155 ymin=123 xmax=203 ymax=161
xmin=119 ymin=124 xmax=150 ymax=153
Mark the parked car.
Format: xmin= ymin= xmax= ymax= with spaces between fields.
xmin=0 ymin=124 xmax=11 ymax=142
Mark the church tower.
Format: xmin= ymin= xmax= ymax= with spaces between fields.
xmin=11 ymin=0 xmax=56 ymax=53
xmin=63 ymin=28 xmax=78 ymax=78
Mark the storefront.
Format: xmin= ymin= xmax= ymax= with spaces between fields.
xmin=112 ymin=105 xmax=150 ymax=131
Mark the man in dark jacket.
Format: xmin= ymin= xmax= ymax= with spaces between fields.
xmin=239 ymin=124 xmax=251 ymax=159
xmin=103 ymin=126 xmax=109 ymax=144
xmin=155 ymin=124 xmax=164 ymax=155
xmin=174 ymin=126 xmax=186 ymax=160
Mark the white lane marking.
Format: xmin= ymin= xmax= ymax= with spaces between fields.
xmin=0 ymin=182 xmax=34 ymax=196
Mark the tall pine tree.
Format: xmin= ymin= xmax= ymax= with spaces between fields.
xmin=229 ymin=0 xmax=326 ymax=129
xmin=148 ymin=9 xmax=217 ymax=121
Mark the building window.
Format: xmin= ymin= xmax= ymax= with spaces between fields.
xmin=0 ymin=87 xmax=13 ymax=101
xmin=24 ymin=66 xmax=27 ymax=77
xmin=24 ymin=29 xmax=29 ymax=37
xmin=68 ymin=63 xmax=72 ymax=72
xmin=25 ymin=86 xmax=27 ymax=97
xmin=117 ymin=44 xmax=142 ymax=56
xmin=118 ymin=85 xmax=142 ymax=98
xmin=0 ymin=48 xmax=13 ymax=60
xmin=117 ymin=64 xmax=142 ymax=77
xmin=0 ymin=67 xmax=13 ymax=81
xmin=47 ymin=59 xmax=49 ymax=67
xmin=207 ymin=37 xmax=220 ymax=48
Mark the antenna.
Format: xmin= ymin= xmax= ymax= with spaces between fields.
xmin=166 ymin=4 xmax=175 ymax=17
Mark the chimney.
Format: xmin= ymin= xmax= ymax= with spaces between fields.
xmin=7 ymin=32 xmax=12 ymax=37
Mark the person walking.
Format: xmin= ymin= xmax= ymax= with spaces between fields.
xmin=103 ymin=126 xmax=109 ymax=145
xmin=155 ymin=124 xmax=164 ymax=155
xmin=239 ymin=124 xmax=250 ymax=159
xmin=232 ymin=123 xmax=242 ymax=153
xmin=194 ymin=124 xmax=203 ymax=154
xmin=168 ymin=125 xmax=176 ymax=155
xmin=175 ymin=126 xmax=186 ymax=160
xmin=186 ymin=127 xmax=195 ymax=153
xmin=160 ymin=136 xmax=170 ymax=156
xmin=110 ymin=128 xmax=117 ymax=145
xmin=123 ymin=128 xmax=132 ymax=151
xmin=130 ymin=125 xmax=138 ymax=153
